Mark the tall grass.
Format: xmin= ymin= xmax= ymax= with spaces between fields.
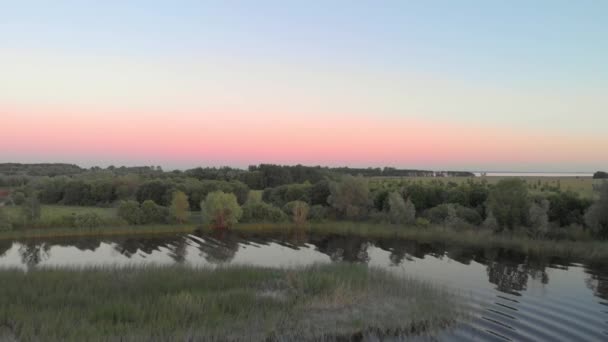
xmin=0 ymin=264 xmax=463 ymax=341
xmin=226 ymin=222 xmax=608 ymax=262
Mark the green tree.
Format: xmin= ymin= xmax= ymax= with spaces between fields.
xmin=486 ymin=179 xmax=530 ymax=230
xmin=482 ymin=211 xmax=499 ymax=231
xmin=74 ymin=212 xmax=104 ymax=228
xmin=327 ymin=175 xmax=370 ymax=220
xmin=202 ymin=191 xmax=242 ymax=229
xmin=136 ymin=180 xmax=173 ymax=206
xmin=20 ymin=195 xmax=41 ymax=224
xmin=388 ymin=192 xmax=415 ymax=225
xmin=528 ymin=199 xmax=549 ymax=238
xmin=308 ymin=205 xmax=328 ymax=222
xmin=0 ymin=207 xmax=12 ymax=231
xmin=286 ymin=200 xmax=309 ymax=225
xmin=141 ymin=200 xmax=169 ymax=224
xmin=171 ymin=191 xmax=190 ymax=224
xmin=241 ymin=200 xmax=287 ymax=223
xmin=117 ymin=200 xmax=142 ymax=225
xmin=585 ymin=183 xmax=608 ymax=238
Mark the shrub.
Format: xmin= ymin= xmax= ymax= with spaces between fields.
xmin=415 ymin=217 xmax=430 ymax=228
xmin=117 ymin=200 xmax=143 ymax=225
xmin=310 ymin=180 xmax=331 ymax=205
xmin=424 ymin=203 xmax=481 ymax=227
xmin=241 ymin=200 xmax=287 ymax=223
xmin=141 ymin=200 xmax=169 ymax=224
xmin=202 ymin=191 xmax=242 ymax=229
xmin=327 ymin=175 xmax=370 ymax=220
xmin=482 ymin=211 xmax=499 ymax=231
xmin=20 ymin=195 xmax=41 ymax=224
xmin=528 ymin=199 xmax=549 ymax=238
xmin=585 ymin=183 xmax=608 ymax=238
xmin=53 ymin=214 xmax=77 ymax=228
xmin=308 ymin=205 xmax=329 ymax=222
xmin=285 ymin=201 xmax=309 ymax=224
xmin=74 ymin=212 xmax=104 ymax=228
xmin=0 ymin=207 xmax=12 ymax=231
xmin=486 ymin=179 xmax=530 ymax=231
xmin=11 ymin=191 xmax=26 ymax=205
xmin=368 ymin=210 xmax=390 ymax=223
xmin=388 ymin=192 xmax=416 ymax=225
xmin=136 ymin=180 xmax=173 ymax=206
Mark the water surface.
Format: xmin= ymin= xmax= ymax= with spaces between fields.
xmin=1 ymin=231 xmax=606 ymax=341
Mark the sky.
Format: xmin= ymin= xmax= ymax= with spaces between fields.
xmin=1 ymin=1 xmax=607 ymax=172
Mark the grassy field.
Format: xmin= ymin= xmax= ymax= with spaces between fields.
xmin=370 ymin=176 xmax=601 ymax=198
xmin=3 ymin=205 xmax=116 ymax=223
xmin=0 ymin=264 xmax=463 ymax=341
xmin=3 ymin=204 xmax=203 ymax=226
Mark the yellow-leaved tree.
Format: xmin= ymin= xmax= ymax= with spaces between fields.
xmin=171 ymin=191 xmax=190 ymax=224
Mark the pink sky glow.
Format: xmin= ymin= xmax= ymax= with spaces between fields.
xmin=2 ymin=106 xmax=605 ymax=171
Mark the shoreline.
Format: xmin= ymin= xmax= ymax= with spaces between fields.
xmin=2 ymin=222 xmax=607 ymax=262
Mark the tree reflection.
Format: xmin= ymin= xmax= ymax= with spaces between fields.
xmin=374 ymin=239 xmax=438 ymax=266
xmin=585 ymin=262 xmax=608 ymax=300
xmin=18 ymin=242 xmax=51 ymax=268
xmin=167 ymin=237 xmax=188 ymax=264
xmin=313 ymin=235 xmax=370 ymax=263
xmin=113 ymin=236 xmax=179 ymax=258
xmin=195 ymin=230 xmax=239 ymax=264
xmin=485 ymin=252 xmax=549 ymax=295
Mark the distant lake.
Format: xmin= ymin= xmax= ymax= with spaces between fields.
xmin=473 ymin=172 xmax=593 ymax=177
xmin=1 ymin=230 xmax=607 ymax=341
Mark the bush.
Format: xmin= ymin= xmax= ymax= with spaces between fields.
xmin=310 ymin=180 xmax=331 ymax=205
xmin=284 ymin=201 xmax=309 ymax=224
xmin=74 ymin=212 xmax=104 ymax=228
xmin=593 ymin=171 xmax=608 ymax=179
xmin=528 ymin=199 xmax=549 ymax=238
xmin=11 ymin=191 xmax=26 ymax=205
xmin=117 ymin=200 xmax=143 ymax=225
xmin=20 ymin=196 xmax=41 ymax=224
xmin=0 ymin=207 xmax=12 ymax=231
xmin=308 ymin=205 xmax=329 ymax=222
xmin=585 ymin=183 xmax=608 ymax=238
xmin=482 ymin=211 xmax=499 ymax=231
xmin=486 ymin=179 xmax=530 ymax=230
xmin=368 ymin=210 xmax=390 ymax=223
xmin=202 ymin=191 xmax=243 ymax=228
xmin=415 ymin=217 xmax=430 ymax=228
xmin=263 ymin=183 xmax=312 ymax=207
xmin=423 ymin=203 xmax=481 ymax=226
xmin=388 ymin=192 xmax=416 ymax=225
xmin=241 ymin=200 xmax=287 ymax=223
xmin=141 ymin=200 xmax=169 ymax=224
xmin=327 ymin=175 xmax=370 ymax=220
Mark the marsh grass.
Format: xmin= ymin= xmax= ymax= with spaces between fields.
xmin=226 ymin=222 xmax=608 ymax=262
xmin=0 ymin=264 xmax=462 ymax=341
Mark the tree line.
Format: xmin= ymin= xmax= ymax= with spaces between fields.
xmin=0 ymin=163 xmax=474 ymax=189
xmin=1 ymin=164 xmax=607 ymax=239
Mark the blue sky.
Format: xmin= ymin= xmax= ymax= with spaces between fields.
xmin=1 ymin=1 xmax=607 ymax=170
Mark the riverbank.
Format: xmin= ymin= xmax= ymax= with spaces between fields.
xmin=0 ymin=264 xmax=462 ymax=341
xmin=2 ymin=221 xmax=607 ymax=262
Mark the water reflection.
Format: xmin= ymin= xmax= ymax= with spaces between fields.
xmin=18 ymin=242 xmax=50 ymax=268
xmin=585 ymin=261 xmax=608 ymax=301
xmin=192 ymin=230 xmax=239 ymax=264
xmin=0 ymin=230 xmax=607 ymax=341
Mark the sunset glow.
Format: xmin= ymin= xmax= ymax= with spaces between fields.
xmin=1 ymin=1 xmax=607 ymax=171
